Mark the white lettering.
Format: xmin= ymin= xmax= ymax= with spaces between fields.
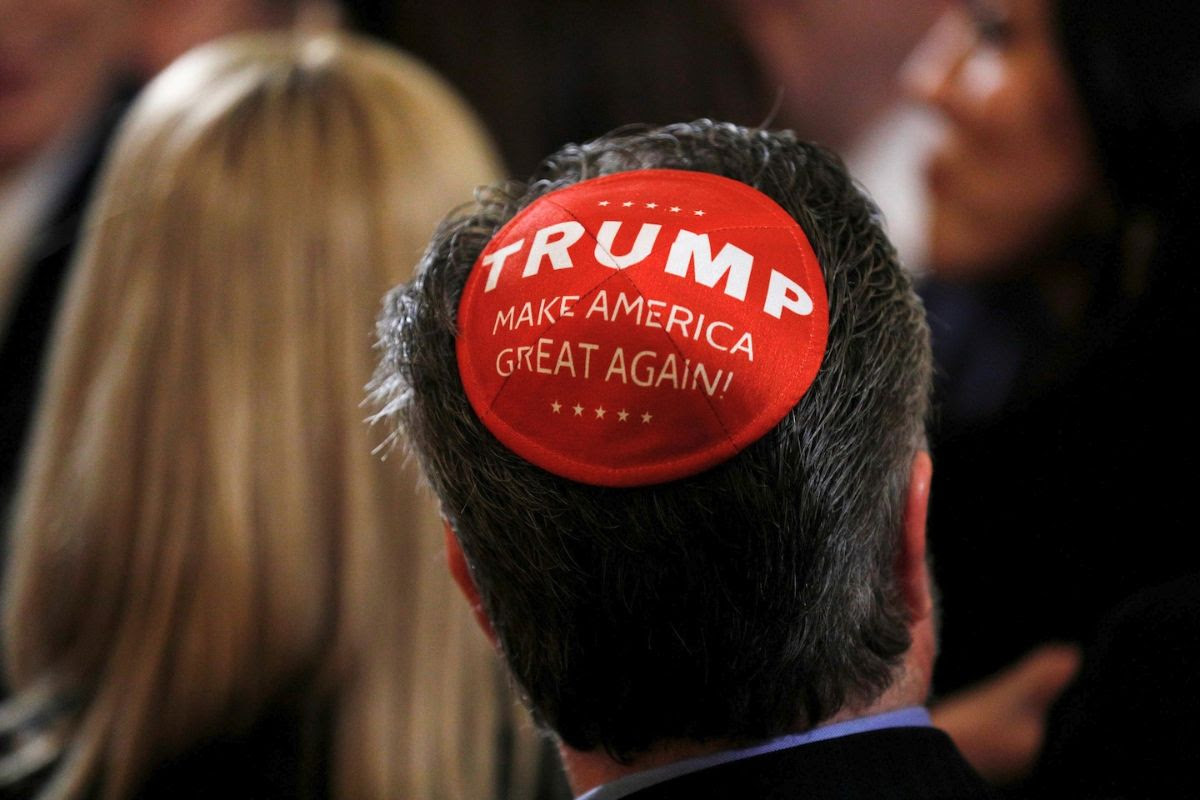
xmin=535 ymin=338 xmax=553 ymax=374
xmin=593 ymin=221 xmax=662 ymax=269
xmin=705 ymin=320 xmax=734 ymax=352
xmin=613 ymin=293 xmax=644 ymax=323
xmin=516 ymin=302 xmax=534 ymax=328
xmin=522 ymin=221 xmax=585 ymax=278
xmin=496 ymin=347 xmax=515 ymax=376
xmin=631 ymin=350 xmax=657 ymax=387
xmin=730 ymin=332 xmax=754 ymax=362
xmin=654 ymin=354 xmax=680 ymax=389
xmin=483 ymin=238 xmax=525 ymax=292
xmin=663 ymin=230 xmax=752 ymax=301
xmin=691 ymin=362 xmax=722 ymax=395
xmin=586 ymin=290 xmax=610 ymax=320
xmin=517 ymin=345 xmax=534 ymax=372
xmin=763 ymin=269 xmax=814 ymax=318
xmin=554 ymin=340 xmax=576 ymax=377
xmin=665 ymin=304 xmax=694 ymax=338
xmin=605 ymin=348 xmax=628 ymax=384
xmin=492 ymin=307 xmax=514 ymax=335
xmin=578 ymin=342 xmax=599 ymax=379
xmin=495 ymin=339 xmax=596 ymax=379
xmin=537 ymin=297 xmax=557 ymax=326
xmin=644 ymin=299 xmax=666 ymax=328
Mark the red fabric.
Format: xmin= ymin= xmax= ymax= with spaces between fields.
xmin=457 ymin=169 xmax=828 ymax=486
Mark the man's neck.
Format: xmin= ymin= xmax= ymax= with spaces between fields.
xmin=563 ymin=621 xmax=937 ymax=799
xmin=562 ymin=599 xmax=938 ymax=797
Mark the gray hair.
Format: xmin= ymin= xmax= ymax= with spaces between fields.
xmin=372 ymin=120 xmax=932 ymax=759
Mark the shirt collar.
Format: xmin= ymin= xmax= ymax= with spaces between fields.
xmin=576 ymin=707 xmax=933 ymax=800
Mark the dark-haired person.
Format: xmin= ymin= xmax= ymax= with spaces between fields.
xmin=903 ymin=0 xmax=1200 ymax=783
xmin=372 ymin=120 xmax=997 ymax=799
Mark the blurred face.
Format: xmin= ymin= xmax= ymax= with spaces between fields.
xmin=0 ymin=0 xmax=134 ymax=176
xmin=904 ymin=0 xmax=1100 ymax=278
xmin=135 ymin=0 xmax=311 ymax=77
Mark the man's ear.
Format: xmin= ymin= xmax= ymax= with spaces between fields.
xmin=897 ymin=450 xmax=934 ymax=620
xmin=444 ymin=519 xmax=499 ymax=646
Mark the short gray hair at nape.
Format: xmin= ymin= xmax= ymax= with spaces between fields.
xmin=373 ymin=120 xmax=933 ymax=760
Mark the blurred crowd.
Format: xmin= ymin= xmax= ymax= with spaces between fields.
xmin=0 ymin=1 xmax=1196 ymax=798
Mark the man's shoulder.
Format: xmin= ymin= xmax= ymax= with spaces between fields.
xmin=625 ymin=727 xmax=998 ymax=800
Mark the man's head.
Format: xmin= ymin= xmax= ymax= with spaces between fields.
xmin=373 ymin=120 xmax=933 ymax=759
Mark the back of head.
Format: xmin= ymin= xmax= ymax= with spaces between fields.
xmin=3 ymin=31 xmax=503 ymax=800
xmin=374 ymin=121 xmax=932 ymax=758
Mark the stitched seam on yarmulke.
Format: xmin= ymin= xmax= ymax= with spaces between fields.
xmin=476 ymin=179 xmax=820 ymax=463
xmin=547 ymin=183 xmax=742 ymax=454
xmin=679 ymin=222 xmax=824 ymax=414
xmin=477 ymin=196 xmax=666 ymax=414
xmin=459 ymin=168 xmax=827 ymax=483
xmin=474 ymin=204 xmax=744 ymax=471
xmin=718 ymin=183 xmax=826 ymax=430
xmin=616 ymin=252 xmax=739 ymax=450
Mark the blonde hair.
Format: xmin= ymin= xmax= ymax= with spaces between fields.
xmin=1 ymin=32 xmax=537 ymax=800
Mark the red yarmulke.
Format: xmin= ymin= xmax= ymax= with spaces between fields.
xmin=456 ymin=169 xmax=828 ymax=487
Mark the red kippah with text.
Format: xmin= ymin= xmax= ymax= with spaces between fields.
xmin=456 ymin=169 xmax=829 ymax=487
